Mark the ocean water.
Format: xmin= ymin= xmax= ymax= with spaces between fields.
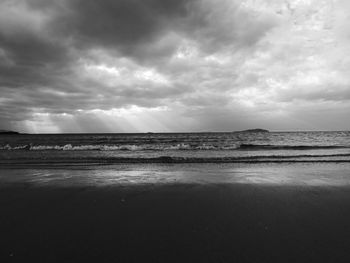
xmin=1 ymin=131 xmax=350 ymax=165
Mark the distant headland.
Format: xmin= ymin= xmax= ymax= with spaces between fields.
xmin=235 ymin=128 xmax=270 ymax=133
xmin=0 ymin=130 xmax=20 ymax=135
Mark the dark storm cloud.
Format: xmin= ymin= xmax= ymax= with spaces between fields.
xmin=63 ymin=0 xmax=191 ymax=46
xmin=57 ymin=0 xmax=276 ymax=57
xmin=0 ymin=1 xmax=70 ymax=85
xmin=0 ymin=0 xmax=197 ymax=126
xmin=0 ymin=0 xmax=271 ymax=92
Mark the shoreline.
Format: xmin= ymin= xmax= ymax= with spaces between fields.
xmin=1 ymin=162 xmax=350 ymax=186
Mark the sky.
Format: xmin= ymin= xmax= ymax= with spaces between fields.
xmin=0 ymin=0 xmax=350 ymax=133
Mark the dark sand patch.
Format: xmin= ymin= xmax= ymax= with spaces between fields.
xmin=1 ymin=183 xmax=350 ymax=262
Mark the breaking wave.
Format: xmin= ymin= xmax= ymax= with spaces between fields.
xmin=0 ymin=143 xmax=349 ymax=151
xmin=0 ymin=143 xmax=235 ymax=151
xmin=0 ymin=143 xmax=199 ymax=151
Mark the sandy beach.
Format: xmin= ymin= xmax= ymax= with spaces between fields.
xmin=1 ymin=174 xmax=350 ymax=262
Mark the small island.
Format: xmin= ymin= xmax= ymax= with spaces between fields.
xmin=235 ymin=128 xmax=270 ymax=133
xmin=0 ymin=130 xmax=20 ymax=135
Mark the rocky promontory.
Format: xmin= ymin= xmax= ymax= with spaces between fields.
xmin=0 ymin=130 xmax=20 ymax=135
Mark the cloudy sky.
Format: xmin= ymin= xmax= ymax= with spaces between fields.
xmin=0 ymin=0 xmax=349 ymax=133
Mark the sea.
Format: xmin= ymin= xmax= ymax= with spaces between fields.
xmin=1 ymin=131 xmax=350 ymax=164
xmin=1 ymin=131 xmax=350 ymax=186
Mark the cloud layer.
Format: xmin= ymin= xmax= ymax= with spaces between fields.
xmin=1 ymin=0 xmax=349 ymax=132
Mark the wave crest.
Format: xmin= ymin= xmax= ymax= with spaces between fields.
xmin=0 ymin=143 xmax=349 ymax=151
xmin=237 ymin=144 xmax=349 ymax=150
xmin=0 ymin=143 xmax=213 ymax=151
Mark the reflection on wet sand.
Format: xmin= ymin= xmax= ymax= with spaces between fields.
xmin=1 ymin=162 xmax=349 ymax=187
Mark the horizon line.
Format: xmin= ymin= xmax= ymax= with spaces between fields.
xmin=3 ymin=130 xmax=350 ymax=135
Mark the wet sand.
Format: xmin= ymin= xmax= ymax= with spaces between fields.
xmin=1 ymin=182 xmax=350 ymax=262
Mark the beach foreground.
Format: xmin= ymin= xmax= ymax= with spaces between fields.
xmin=1 ymin=163 xmax=350 ymax=262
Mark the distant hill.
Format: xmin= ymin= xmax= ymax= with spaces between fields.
xmin=236 ymin=128 xmax=269 ymax=133
xmin=0 ymin=130 xmax=20 ymax=135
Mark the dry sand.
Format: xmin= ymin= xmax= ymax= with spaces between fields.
xmin=1 ymin=182 xmax=350 ymax=262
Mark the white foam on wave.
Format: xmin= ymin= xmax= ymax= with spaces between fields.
xmin=0 ymin=143 xmax=240 ymax=151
